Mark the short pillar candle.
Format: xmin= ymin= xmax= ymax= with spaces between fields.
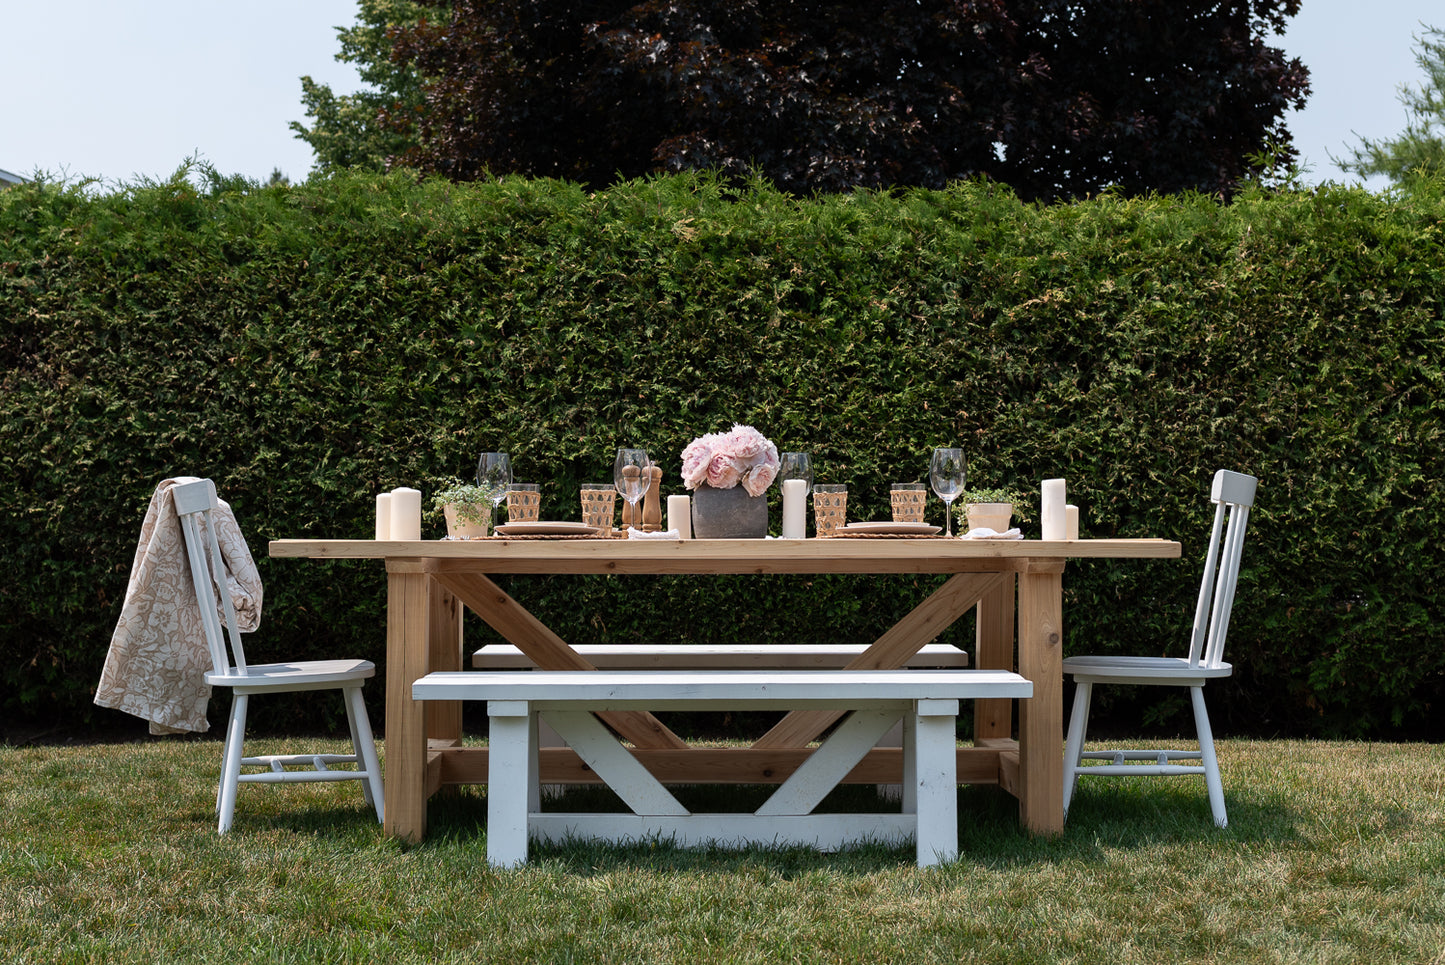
xmin=375 ymin=493 xmax=392 ymax=540
xmin=668 ymin=495 xmax=692 ymax=539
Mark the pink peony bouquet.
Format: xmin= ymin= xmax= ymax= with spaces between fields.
xmin=680 ymin=424 xmax=780 ymax=497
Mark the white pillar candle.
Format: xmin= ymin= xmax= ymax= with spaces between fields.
xmin=781 ymin=478 xmax=807 ymax=539
xmin=1065 ymin=504 xmax=1079 ymax=540
xmin=375 ymin=493 xmax=392 ymax=541
xmin=1041 ymin=478 xmax=1067 ymax=541
xmin=389 ymin=487 xmax=422 ymax=541
xmin=667 ymin=495 xmax=692 ymax=539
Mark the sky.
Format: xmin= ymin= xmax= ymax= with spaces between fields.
xmin=2 ymin=1 xmax=1440 ymax=192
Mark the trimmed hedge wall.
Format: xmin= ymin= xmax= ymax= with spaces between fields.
xmin=2 ymin=169 xmax=1442 ymax=739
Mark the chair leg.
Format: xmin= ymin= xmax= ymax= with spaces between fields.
xmin=1191 ymin=686 xmax=1227 ymax=828
xmin=345 ymin=685 xmax=385 ymax=823
xmin=342 ymin=686 xmax=371 ymax=808
xmin=1062 ymin=680 xmax=1092 ymax=819
xmin=217 ymin=693 xmax=249 ymax=834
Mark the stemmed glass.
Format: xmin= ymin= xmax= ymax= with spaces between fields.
xmin=778 ymin=452 xmax=814 ymax=495
xmin=613 ymin=448 xmax=652 ymax=527
xmin=929 ymin=447 xmax=966 ymax=537
xmin=778 ymin=452 xmax=813 ymax=539
xmin=476 ymin=452 xmax=513 ymax=530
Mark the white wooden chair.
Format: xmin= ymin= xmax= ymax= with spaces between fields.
xmin=1062 ymin=469 xmax=1257 ymax=828
xmin=172 ymin=478 xmax=384 ymax=832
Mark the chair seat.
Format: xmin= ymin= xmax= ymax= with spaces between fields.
xmin=1063 ymin=654 xmax=1232 ymax=685
xmin=206 ymin=659 xmax=376 ymax=692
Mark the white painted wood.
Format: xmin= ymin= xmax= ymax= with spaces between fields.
xmin=473 ymin=642 xmax=971 ymax=669
xmin=529 ymin=813 xmax=919 ymax=851
xmin=1062 ymin=469 xmax=1256 ymax=828
xmin=486 ymin=709 xmax=533 ymax=868
xmin=756 ymin=709 xmax=902 ymax=816
xmin=413 ymin=669 xmax=1033 ymax=709
xmin=171 ymin=477 xmax=385 ymax=833
xmin=417 ymin=669 xmax=1031 ymax=867
xmin=913 ymin=700 xmax=961 ymax=867
xmin=475 ymin=642 xmax=966 ymax=800
xmin=901 ymin=711 xmax=917 ymax=814
xmin=541 ymin=711 xmax=689 ymax=816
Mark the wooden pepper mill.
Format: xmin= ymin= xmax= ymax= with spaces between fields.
xmin=620 ymin=465 xmax=640 ymax=530
xmin=642 ymin=466 xmax=663 ymax=532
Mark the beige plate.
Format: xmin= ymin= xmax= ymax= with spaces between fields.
xmin=838 ymin=522 xmax=942 ymax=536
xmin=494 ymin=521 xmax=599 ymax=536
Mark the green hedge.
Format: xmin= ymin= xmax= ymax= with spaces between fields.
xmin=3 ymin=168 xmax=1441 ymax=739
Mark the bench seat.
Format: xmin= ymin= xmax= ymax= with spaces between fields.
xmin=472 ymin=643 xmax=970 ymax=669
xmin=413 ymin=668 xmax=1031 ymax=868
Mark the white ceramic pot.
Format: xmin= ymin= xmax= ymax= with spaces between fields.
xmin=965 ymin=502 xmax=1013 ymax=533
xmin=443 ymin=502 xmax=491 ymax=539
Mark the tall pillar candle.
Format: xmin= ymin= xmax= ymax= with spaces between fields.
xmin=1065 ymin=504 xmax=1080 ymax=540
xmin=667 ymin=495 xmax=692 ymax=539
xmin=375 ymin=493 xmax=393 ymax=540
xmin=1041 ymin=478 xmax=1067 ymax=541
xmin=781 ymin=478 xmax=807 ymax=538
xmin=389 ymin=487 xmax=422 ymax=541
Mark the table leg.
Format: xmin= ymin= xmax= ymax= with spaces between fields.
xmin=384 ymin=560 xmax=433 ymax=842
xmin=1017 ymin=561 xmax=1065 ymax=835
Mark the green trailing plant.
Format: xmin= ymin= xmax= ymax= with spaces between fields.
xmin=956 ymin=488 xmax=1030 ymax=528
xmin=431 ymin=481 xmax=494 ymax=527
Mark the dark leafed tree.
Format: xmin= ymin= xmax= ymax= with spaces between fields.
xmin=380 ymin=0 xmax=1310 ymax=201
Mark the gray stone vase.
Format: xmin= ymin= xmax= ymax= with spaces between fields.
xmin=690 ymin=482 xmax=769 ymax=538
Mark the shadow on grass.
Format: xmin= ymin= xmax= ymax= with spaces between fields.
xmin=415 ymin=778 xmax=1306 ymax=876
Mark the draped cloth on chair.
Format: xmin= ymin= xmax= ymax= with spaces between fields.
xmin=95 ymin=477 xmax=263 ymax=735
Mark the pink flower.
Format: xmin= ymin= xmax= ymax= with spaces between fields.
xmin=740 ymin=462 xmax=777 ymax=497
xmin=722 ymin=424 xmax=768 ymax=459
xmin=705 ymin=452 xmax=743 ymax=489
xmin=679 ymin=424 xmax=781 ymax=494
xmin=680 ymin=437 xmax=715 ymax=490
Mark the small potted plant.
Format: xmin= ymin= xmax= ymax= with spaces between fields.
xmin=959 ymin=487 xmax=1023 ymax=534
xmin=432 ymin=481 xmax=494 ymax=538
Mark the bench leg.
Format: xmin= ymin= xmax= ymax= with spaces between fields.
xmin=913 ymin=698 xmax=960 ymax=867
xmin=486 ymin=700 xmax=533 ymax=868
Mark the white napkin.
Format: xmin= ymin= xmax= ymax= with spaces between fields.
xmin=626 ymin=527 xmax=682 ymax=539
xmin=963 ymin=527 xmax=1024 ymax=540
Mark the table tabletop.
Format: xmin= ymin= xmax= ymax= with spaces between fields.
xmin=269 ymin=536 xmax=1180 ymax=571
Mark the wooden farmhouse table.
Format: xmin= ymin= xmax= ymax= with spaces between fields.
xmin=268 ymin=536 xmax=1180 ymax=844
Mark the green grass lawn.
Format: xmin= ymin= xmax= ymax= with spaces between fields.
xmin=1 ymin=737 xmax=1441 ymax=964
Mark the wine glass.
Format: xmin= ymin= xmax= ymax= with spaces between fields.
xmin=613 ymin=448 xmax=652 ymax=527
xmin=929 ymin=447 xmax=966 ymax=537
xmin=778 ymin=452 xmax=814 ymax=495
xmin=476 ymin=452 xmax=513 ymax=527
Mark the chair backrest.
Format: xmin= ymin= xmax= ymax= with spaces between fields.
xmin=1186 ymin=469 xmax=1257 ymax=669
xmin=171 ymin=477 xmax=247 ymax=676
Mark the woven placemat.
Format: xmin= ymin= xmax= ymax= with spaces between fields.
xmin=831 ymin=533 xmax=957 ymax=539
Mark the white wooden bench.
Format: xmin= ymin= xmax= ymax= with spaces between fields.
xmin=412 ymin=668 xmax=1032 ymax=868
xmin=471 ymin=643 xmax=971 ymax=669
xmin=473 ymin=644 xmax=972 ymax=786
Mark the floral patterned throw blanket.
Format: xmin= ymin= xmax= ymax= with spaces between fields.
xmin=95 ymin=479 xmax=263 ymax=735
